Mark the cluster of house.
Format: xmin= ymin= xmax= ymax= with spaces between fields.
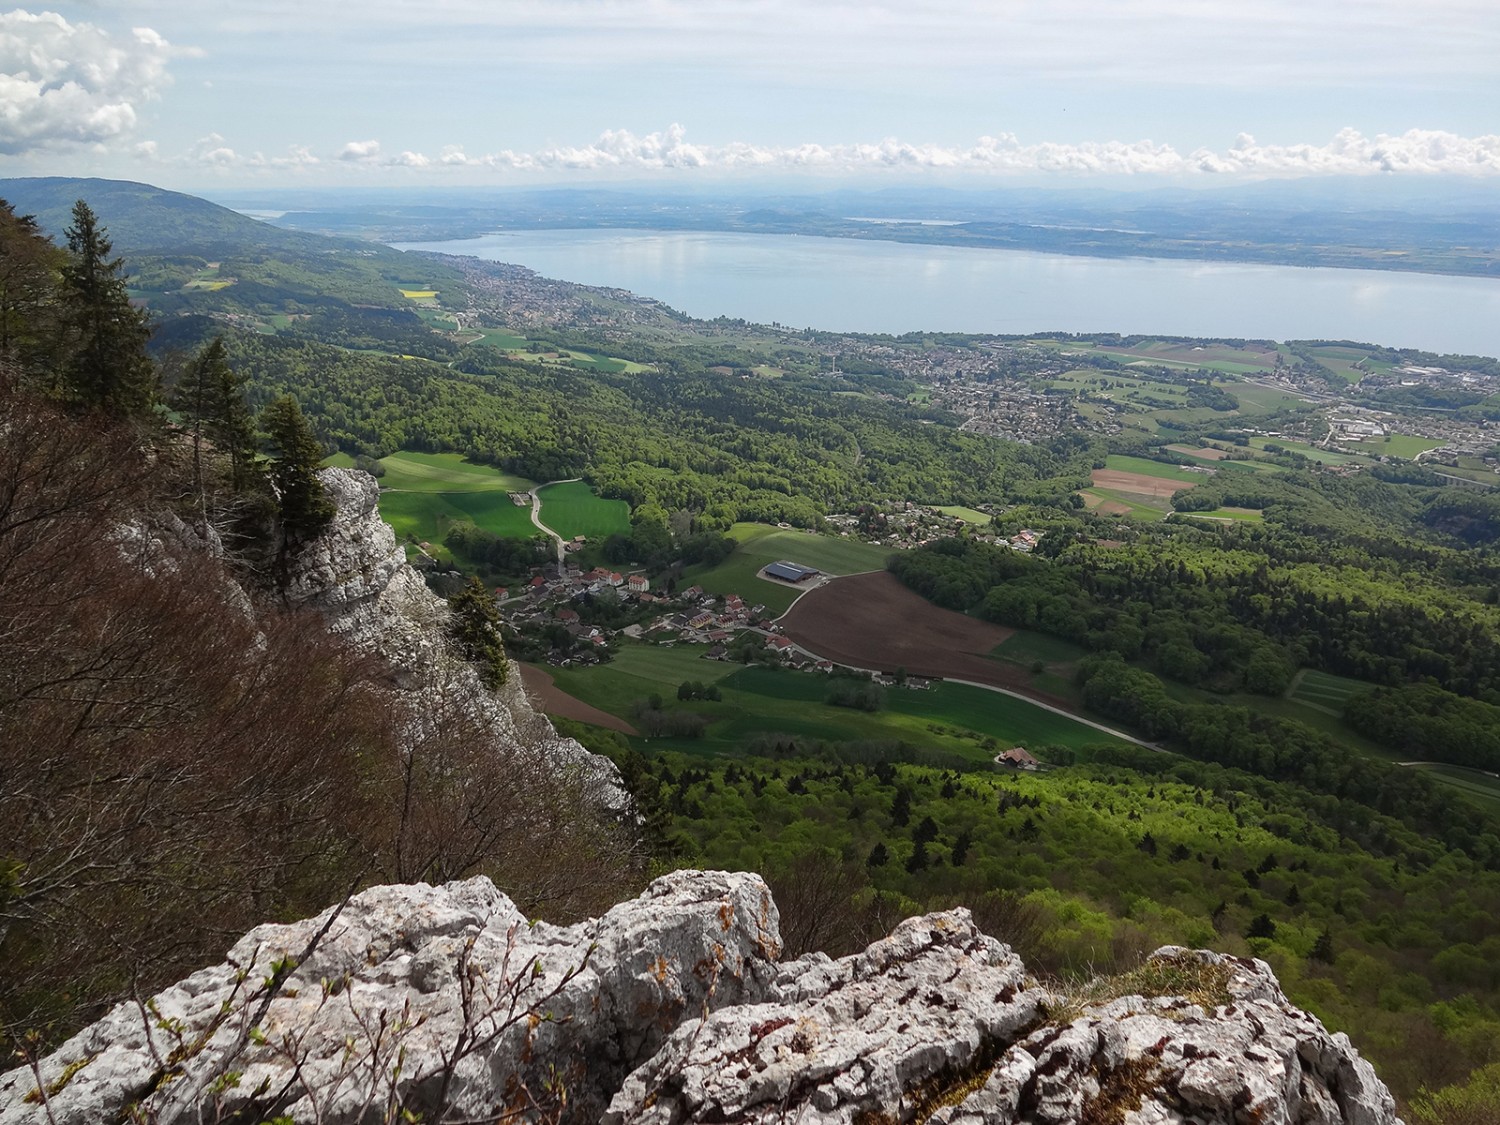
xmin=493 ymin=562 xmax=651 ymax=606
xmin=1007 ymin=528 xmax=1041 ymax=553
xmin=642 ymin=589 xmax=769 ymax=652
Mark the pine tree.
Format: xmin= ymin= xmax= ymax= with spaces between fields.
xmin=447 ymin=576 xmax=509 ymax=689
xmin=173 ymin=338 xmax=258 ymax=492
xmin=261 ymin=394 xmax=333 ymax=542
xmin=1246 ymin=912 xmax=1277 ymax=940
xmin=59 ymin=201 xmax=155 ymax=416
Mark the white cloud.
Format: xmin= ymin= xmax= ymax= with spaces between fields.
xmin=0 ymin=10 xmax=184 ymax=155
xmin=422 ymin=125 xmax=1500 ymax=179
xmin=338 ymin=138 xmax=381 ymax=162
xmin=187 ymin=132 xmax=235 ymax=165
xmin=122 ymin=125 xmax=1500 ymax=183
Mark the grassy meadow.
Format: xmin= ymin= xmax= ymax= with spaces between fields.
xmin=546 ymin=643 xmax=1127 ymax=760
xmin=535 ymin=480 xmax=631 ymax=540
xmin=682 ymin=523 xmax=893 ymax=614
xmin=362 ymin=451 xmax=538 ymax=553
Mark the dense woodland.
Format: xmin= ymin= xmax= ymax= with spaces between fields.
xmin=153 ymin=321 xmax=1090 ymax=526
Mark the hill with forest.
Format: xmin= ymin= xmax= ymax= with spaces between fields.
xmin=3 ymin=176 xmax=1500 ymax=1123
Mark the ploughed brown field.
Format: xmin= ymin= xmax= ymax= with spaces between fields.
xmin=779 ymin=571 xmax=1072 ymax=708
xmin=519 ymin=663 xmax=638 ymax=735
xmin=1090 ymin=469 xmax=1197 ymax=500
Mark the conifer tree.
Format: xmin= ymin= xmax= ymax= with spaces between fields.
xmin=173 ymin=338 xmax=258 ymax=492
xmin=447 ymin=575 xmax=509 ymax=689
xmin=261 ymin=394 xmax=333 ymax=542
xmin=58 ymin=201 xmax=155 ymax=416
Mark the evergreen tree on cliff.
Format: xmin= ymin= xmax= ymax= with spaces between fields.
xmin=58 ymin=201 xmax=156 ymax=416
xmin=447 ymin=575 xmax=509 ymax=688
xmin=172 ymin=337 xmax=259 ymax=492
xmin=262 ymin=394 xmax=333 ymax=544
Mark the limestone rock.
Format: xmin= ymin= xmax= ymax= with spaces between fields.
xmin=283 ymin=468 xmax=627 ymax=811
xmin=605 ymin=908 xmax=1045 ymax=1125
xmin=928 ymin=948 xmax=1402 ymax=1125
xmin=0 ymin=883 xmax=1402 ymax=1125
xmin=0 ymin=871 xmax=781 ymax=1125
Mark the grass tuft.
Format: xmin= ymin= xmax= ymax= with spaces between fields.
xmin=1043 ymin=956 xmax=1234 ymax=1026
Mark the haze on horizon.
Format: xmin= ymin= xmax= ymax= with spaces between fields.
xmin=1 ymin=1 xmax=1497 ymax=194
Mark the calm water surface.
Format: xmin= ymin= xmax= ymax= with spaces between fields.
xmin=393 ymin=229 xmax=1500 ymax=357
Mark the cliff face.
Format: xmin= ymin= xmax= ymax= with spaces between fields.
xmin=0 ymin=872 xmax=1401 ymax=1125
xmin=284 ymin=468 xmax=626 ymax=809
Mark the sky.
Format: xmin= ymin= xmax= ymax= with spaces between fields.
xmin=1 ymin=1 xmax=1498 ymax=191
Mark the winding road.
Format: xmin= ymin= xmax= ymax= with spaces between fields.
xmin=528 ymin=478 xmax=581 ymax=567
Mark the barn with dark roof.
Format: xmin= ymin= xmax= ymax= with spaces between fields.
xmin=765 ymin=560 xmax=820 ymax=583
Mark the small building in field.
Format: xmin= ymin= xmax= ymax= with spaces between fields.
xmin=997 ymin=747 xmax=1040 ymax=771
xmin=764 ymin=560 xmax=820 ymax=583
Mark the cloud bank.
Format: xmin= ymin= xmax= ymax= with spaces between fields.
xmin=328 ymin=125 xmax=1500 ymax=180
xmin=0 ymin=11 xmax=187 ymax=155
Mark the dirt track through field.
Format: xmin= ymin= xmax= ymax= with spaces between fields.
xmin=519 ymin=664 xmax=638 ymax=735
xmin=780 ymin=571 xmax=1071 ymax=710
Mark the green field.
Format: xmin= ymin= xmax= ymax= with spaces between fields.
xmin=368 ymin=452 xmax=539 ymax=550
xmin=1410 ymin=764 xmax=1500 ymax=815
xmin=1031 ymin=338 xmax=1283 ymax=377
xmin=536 ymin=480 xmax=631 ymax=540
xmin=936 ymin=505 xmax=993 ymax=525
xmin=1103 ymin=455 xmax=1210 ymax=483
xmin=1286 ymin=669 xmax=1370 ymax=715
xmin=1232 ymin=384 xmax=1310 ymax=413
xmin=1250 ymin=438 xmax=1366 ymax=468
xmin=1349 ymin=433 xmax=1439 ymax=460
xmin=1081 ymin=488 xmax=1173 ymax=521
xmin=992 ymin=631 xmax=1088 ymax=667
xmin=378 ymin=489 xmax=537 ymax=548
xmin=464 ymin=328 xmax=530 ymax=350
xmin=1178 ymin=507 xmax=1265 ymax=523
xmin=682 ymin=524 xmax=893 ymax=615
xmin=548 ymin=644 xmax=742 ymax=719
xmin=548 ymin=645 xmax=1128 ymax=759
xmin=378 ymin=451 xmax=535 ymax=493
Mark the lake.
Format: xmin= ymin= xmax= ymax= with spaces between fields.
xmin=392 ymin=228 xmax=1500 ymax=357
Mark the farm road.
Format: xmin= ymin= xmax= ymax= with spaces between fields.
xmin=528 ymin=477 xmax=580 ymax=567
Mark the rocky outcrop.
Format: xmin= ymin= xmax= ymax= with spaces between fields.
xmin=284 ymin=468 xmax=626 ymax=809
xmin=0 ymin=872 xmax=1401 ymax=1125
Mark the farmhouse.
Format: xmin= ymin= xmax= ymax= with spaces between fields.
xmin=765 ymin=560 xmax=820 ymax=583
xmin=997 ymin=747 xmax=1040 ymax=771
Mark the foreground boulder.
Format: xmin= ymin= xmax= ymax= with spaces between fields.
xmin=0 ymin=872 xmax=1401 ymax=1125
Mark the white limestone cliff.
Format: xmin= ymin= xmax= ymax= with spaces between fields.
xmin=283 ymin=467 xmax=626 ymax=810
xmin=0 ymin=872 xmax=1402 ymax=1125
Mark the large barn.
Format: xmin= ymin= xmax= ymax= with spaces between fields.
xmin=765 ymin=560 xmax=820 ymax=583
